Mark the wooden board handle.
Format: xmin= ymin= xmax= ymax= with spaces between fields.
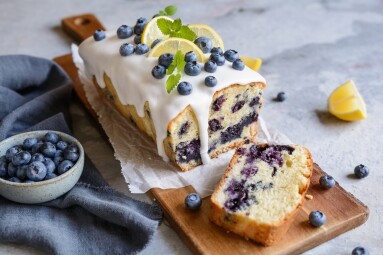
xmin=62 ymin=13 xmax=105 ymax=43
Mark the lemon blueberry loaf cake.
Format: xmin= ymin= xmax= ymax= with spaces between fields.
xmin=78 ymin=14 xmax=266 ymax=171
xmin=210 ymin=143 xmax=313 ymax=245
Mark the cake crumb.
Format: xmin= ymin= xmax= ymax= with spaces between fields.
xmin=305 ymin=194 xmax=313 ymax=200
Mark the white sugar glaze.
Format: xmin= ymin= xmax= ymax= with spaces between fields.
xmin=78 ymin=29 xmax=266 ymax=164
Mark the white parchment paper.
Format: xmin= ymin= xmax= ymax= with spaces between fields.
xmin=72 ymin=45 xmax=292 ymax=197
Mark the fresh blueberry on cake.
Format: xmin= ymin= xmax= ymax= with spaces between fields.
xmin=205 ymin=76 xmax=217 ymax=87
xmin=135 ymin=44 xmax=149 ymax=55
xmin=204 ymin=60 xmax=217 ymax=73
xmin=210 ymin=53 xmax=225 ymax=66
xmin=232 ymin=59 xmax=245 ymax=71
xmin=210 ymin=47 xmax=223 ymax=55
xmin=134 ymin=35 xmax=141 ymax=45
xmin=151 ymin=38 xmax=162 ymax=48
xmin=93 ymin=30 xmax=106 ymax=41
xmin=194 ymin=37 xmax=212 ymax=53
xmin=184 ymin=51 xmax=197 ymax=63
xmin=152 ymin=65 xmax=166 ymax=79
xmin=119 ymin=43 xmax=135 ymax=56
xmin=177 ymin=82 xmax=193 ymax=96
xmin=224 ymin=49 xmax=239 ymax=62
xmin=117 ymin=25 xmax=133 ymax=39
xmin=210 ymin=143 xmax=313 ymax=245
xmin=184 ymin=61 xmax=202 ymax=76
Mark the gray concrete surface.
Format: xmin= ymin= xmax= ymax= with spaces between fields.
xmin=0 ymin=0 xmax=382 ymax=254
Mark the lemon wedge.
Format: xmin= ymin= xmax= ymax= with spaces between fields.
xmin=240 ymin=56 xmax=262 ymax=71
xmin=141 ymin=16 xmax=173 ymax=47
xmin=148 ymin=38 xmax=207 ymax=62
xmin=188 ymin=24 xmax=224 ymax=50
xmin=328 ymin=80 xmax=367 ymax=121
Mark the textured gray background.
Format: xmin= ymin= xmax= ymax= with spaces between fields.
xmin=0 ymin=0 xmax=382 ymax=254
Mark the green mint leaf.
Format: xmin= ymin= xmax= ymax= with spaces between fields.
xmin=166 ymin=74 xmax=181 ymax=93
xmin=171 ymin=26 xmax=198 ymax=41
xmin=174 ymin=51 xmax=186 ymax=72
xmin=157 ymin=18 xmax=173 ymax=35
xmin=159 ymin=10 xmax=167 ymax=16
xmin=172 ymin=18 xmax=182 ymax=32
xmin=167 ymin=64 xmax=176 ymax=75
xmin=165 ymin=5 xmax=177 ymax=16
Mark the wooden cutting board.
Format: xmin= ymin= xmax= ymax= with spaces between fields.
xmin=54 ymin=14 xmax=369 ymax=255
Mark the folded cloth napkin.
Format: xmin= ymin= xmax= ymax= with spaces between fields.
xmin=0 ymin=55 xmax=163 ymax=255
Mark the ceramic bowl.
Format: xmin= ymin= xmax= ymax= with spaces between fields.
xmin=0 ymin=130 xmax=84 ymax=204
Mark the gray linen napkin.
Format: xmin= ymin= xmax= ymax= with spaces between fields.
xmin=0 ymin=55 xmax=163 ymax=255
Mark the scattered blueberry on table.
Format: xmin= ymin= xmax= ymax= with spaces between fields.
xmin=184 ymin=193 xmax=202 ymax=210
xmin=276 ymin=92 xmax=287 ymax=102
xmin=309 ymin=210 xmax=327 ymax=227
xmin=319 ymin=175 xmax=335 ymax=189
xmin=0 ymin=132 xmax=80 ymax=184
xmin=352 ymin=246 xmax=369 ymax=255
xmin=354 ymin=164 xmax=369 ymax=179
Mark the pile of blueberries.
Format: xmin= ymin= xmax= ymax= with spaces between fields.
xmin=94 ymin=17 xmax=151 ymax=56
xmin=0 ymin=132 xmax=80 ymax=183
xmin=153 ymin=44 xmax=246 ymax=96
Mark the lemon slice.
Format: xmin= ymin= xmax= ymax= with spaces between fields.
xmin=148 ymin=38 xmax=207 ymax=62
xmin=141 ymin=16 xmax=173 ymax=47
xmin=328 ymin=80 xmax=367 ymax=121
xmin=240 ymin=56 xmax=262 ymax=71
xmin=188 ymin=24 xmax=224 ymax=50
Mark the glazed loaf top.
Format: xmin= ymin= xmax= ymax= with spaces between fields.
xmin=78 ymin=29 xmax=266 ymax=164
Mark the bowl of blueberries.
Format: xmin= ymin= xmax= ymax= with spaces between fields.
xmin=0 ymin=131 xmax=84 ymax=204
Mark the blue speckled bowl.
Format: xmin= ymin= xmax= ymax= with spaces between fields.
xmin=0 ymin=131 xmax=84 ymax=204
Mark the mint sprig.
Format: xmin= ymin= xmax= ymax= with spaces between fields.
xmin=153 ymin=5 xmax=177 ymax=18
xmin=157 ymin=18 xmax=197 ymax=42
xmin=165 ymin=50 xmax=186 ymax=93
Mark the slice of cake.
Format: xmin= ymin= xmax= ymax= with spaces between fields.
xmin=210 ymin=142 xmax=313 ymax=245
xmin=78 ymin=15 xmax=266 ymax=171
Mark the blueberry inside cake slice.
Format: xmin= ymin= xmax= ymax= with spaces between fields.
xmin=210 ymin=142 xmax=313 ymax=246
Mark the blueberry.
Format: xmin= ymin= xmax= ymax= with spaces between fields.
xmin=12 ymin=151 xmax=31 ymax=166
xmin=210 ymin=53 xmax=225 ymax=66
xmin=23 ymin=137 xmax=38 ymax=150
xmin=134 ymin=35 xmax=142 ymax=45
xmin=58 ymin=160 xmax=74 ymax=175
xmin=151 ymin=39 xmax=162 ymax=48
xmin=7 ymin=163 xmax=18 ymax=177
xmin=93 ymin=30 xmax=106 ymax=41
xmin=55 ymin=150 xmax=63 ymax=158
xmin=177 ymin=82 xmax=193 ymax=96
xmin=224 ymin=49 xmax=239 ymax=62
xmin=6 ymin=145 xmax=22 ymax=161
xmin=0 ymin=161 xmax=8 ymax=178
xmin=63 ymin=150 xmax=79 ymax=163
xmin=53 ymin=156 xmax=64 ymax=167
xmin=210 ymin=47 xmax=223 ymax=55
xmin=184 ymin=51 xmax=197 ymax=63
xmin=42 ymin=158 xmax=56 ymax=174
xmin=31 ymin=153 xmax=44 ymax=162
xmin=117 ymin=25 xmax=133 ymax=39
xmin=56 ymin=141 xmax=68 ymax=151
xmin=158 ymin=53 xmax=174 ymax=68
xmin=184 ymin=193 xmax=202 ymax=210
xmin=309 ymin=210 xmax=326 ymax=227
xmin=66 ymin=144 xmax=79 ymax=153
xmin=119 ymin=43 xmax=135 ymax=56
xmin=31 ymin=141 xmax=43 ymax=154
xmin=16 ymin=165 xmax=28 ymax=180
xmin=8 ymin=177 xmax=21 ymax=183
xmin=45 ymin=173 xmax=57 ymax=180
xmin=354 ymin=164 xmax=369 ymax=178
xmin=134 ymin=18 xmax=147 ymax=35
xmin=319 ymin=175 xmax=335 ymax=189
xmin=40 ymin=142 xmax=56 ymax=158
xmin=194 ymin=37 xmax=212 ymax=53
xmin=135 ymin=44 xmax=149 ymax=55
xmin=0 ymin=156 xmax=6 ymax=163
xmin=184 ymin=61 xmax=201 ymax=76
xmin=276 ymin=92 xmax=286 ymax=102
xmin=152 ymin=65 xmax=166 ymax=79
xmin=352 ymin=247 xmax=369 ymax=255
xmin=232 ymin=59 xmax=245 ymax=71
xmin=204 ymin=61 xmax=217 ymax=73
xmin=205 ymin=76 xmax=217 ymax=87
xmin=44 ymin=132 xmax=59 ymax=144
xmin=26 ymin=161 xmax=47 ymax=181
